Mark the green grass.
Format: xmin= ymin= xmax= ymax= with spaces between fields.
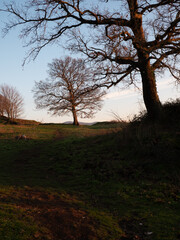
xmin=0 ymin=117 xmax=179 ymax=239
xmin=0 ymin=203 xmax=39 ymax=240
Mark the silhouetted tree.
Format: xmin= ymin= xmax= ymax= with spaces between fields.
xmin=2 ymin=0 xmax=180 ymax=120
xmin=0 ymin=84 xmax=24 ymax=120
xmin=33 ymin=57 xmax=105 ymax=125
xmin=0 ymin=94 xmax=6 ymax=116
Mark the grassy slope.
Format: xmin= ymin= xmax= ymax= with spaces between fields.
xmin=0 ymin=119 xmax=179 ymax=240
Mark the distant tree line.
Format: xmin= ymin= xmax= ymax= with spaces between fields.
xmin=0 ymin=84 xmax=24 ymax=120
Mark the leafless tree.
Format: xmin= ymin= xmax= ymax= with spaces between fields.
xmin=1 ymin=0 xmax=180 ymax=120
xmin=33 ymin=57 xmax=105 ymax=125
xmin=0 ymin=94 xmax=6 ymax=116
xmin=0 ymin=84 xmax=24 ymax=120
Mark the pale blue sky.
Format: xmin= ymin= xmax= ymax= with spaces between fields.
xmin=0 ymin=1 xmax=179 ymax=123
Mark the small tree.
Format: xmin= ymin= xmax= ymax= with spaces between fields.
xmin=0 ymin=94 xmax=6 ymax=116
xmin=0 ymin=84 xmax=24 ymax=120
xmin=33 ymin=57 xmax=105 ymax=125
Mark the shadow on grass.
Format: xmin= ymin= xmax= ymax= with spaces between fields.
xmin=0 ymin=137 xmax=124 ymax=240
xmin=0 ymin=126 xmax=179 ymax=240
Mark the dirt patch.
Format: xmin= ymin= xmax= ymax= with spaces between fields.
xmin=0 ymin=188 xmax=99 ymax=240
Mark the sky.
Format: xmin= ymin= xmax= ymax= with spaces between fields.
xmin=0 ymin=1 xmax=179 ymax=124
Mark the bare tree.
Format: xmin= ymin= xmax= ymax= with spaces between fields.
xmin=1 ymin=0 xmax=180 ymax=120
xmin=33 ymin=57 xmax=105 ymax=125
xmin=0 ymin=94 xmax=6 ymax=116
xmin=0 ymin=84 xmax=24 ymax=120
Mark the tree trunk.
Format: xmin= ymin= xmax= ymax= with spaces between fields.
xmin=128 ymin=3 xmax=163 ymax=121
xmin=139 ymin=59 xmax=162 ymax=121
xmin=72 ymin=106 xmax=79 ymax=126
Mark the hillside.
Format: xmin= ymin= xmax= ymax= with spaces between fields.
xmin=0 ymin=101 xmax=179 ymax=240
xmin=0 ymin=115 xmax=40 ymax=125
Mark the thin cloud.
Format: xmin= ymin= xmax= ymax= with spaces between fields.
xmin=103 ymin=88 xmax=138 ymax=100
xmin=103 ymin=78 xmax=175 ymax=101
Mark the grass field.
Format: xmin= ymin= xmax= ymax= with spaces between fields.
xmin=0 ymin=116 xmax=179 ymax=239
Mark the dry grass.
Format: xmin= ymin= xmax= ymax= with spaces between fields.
xmin=0 ymin=125 xmax=39 ymax=139
xmin=54 ymin=127 xmax=121 ymax=140
xmin=0 ymin=122 xmax=123 ymax=140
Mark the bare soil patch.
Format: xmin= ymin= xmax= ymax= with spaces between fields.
xmin=0 ymin=188 xmax=100 ymax=240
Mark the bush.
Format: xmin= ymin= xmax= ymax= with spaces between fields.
xmin=130 ymin=98 xmax=180 ymax=128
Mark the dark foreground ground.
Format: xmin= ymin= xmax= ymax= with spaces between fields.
xmin=0 ymin=108 xmax=180 ymax=239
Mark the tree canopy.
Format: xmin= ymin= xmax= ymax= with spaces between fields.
xmin=1 ymin=0 xmax=180 ymax=120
